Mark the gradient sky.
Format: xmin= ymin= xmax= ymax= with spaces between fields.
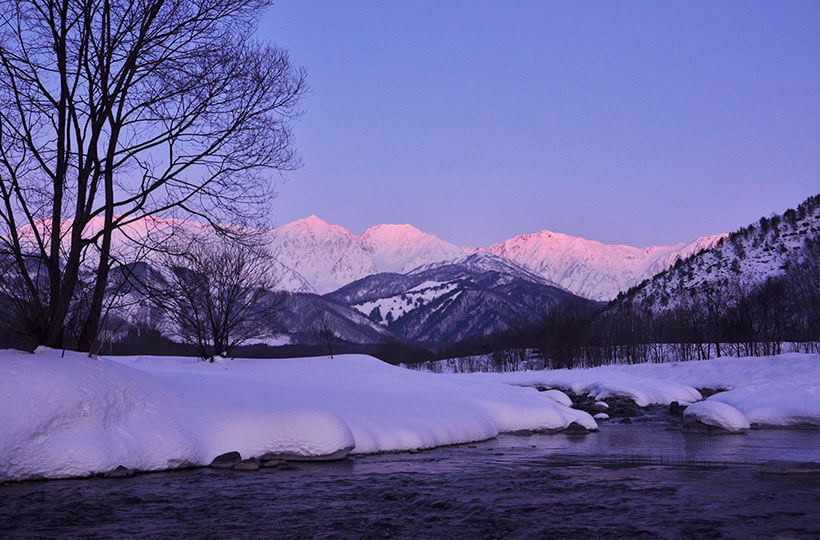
xmin=259 ymin=1 xmax=819 ymax=248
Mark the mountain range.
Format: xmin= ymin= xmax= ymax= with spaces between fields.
xmin=8 ymin=212 xmax=725 ymax=302
xmin=264 ymin=215 xmax=724 ymax=301
xmin=10 ymin=198 xmax=816 ymax=360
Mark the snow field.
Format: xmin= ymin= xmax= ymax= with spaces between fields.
xmin=352 ymin=281 xmax=458 ymax=324
xmin=0 ymin=349 xmax=595 ymax=481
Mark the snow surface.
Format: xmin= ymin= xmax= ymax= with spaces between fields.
xmin=0 ymin=348 xmax=595 ymax=481
xmin=541 ymin=389 xmax=573 ymax=407
xmin=684 ymin=401 xmax=750 ymax=433
xmin=467 ymin=353 xmax=820 ymax=429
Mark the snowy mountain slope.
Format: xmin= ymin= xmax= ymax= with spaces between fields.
xmin=328 ymin=253 xmax=554 ymax=306
xmin=5 ymin=213 xmax=725 ymax=301
xmin=618 ymin=195 xmax=820 ymax=312
xmin=260 ymin=217 xmax=472 ymax=294
xmin=487 ymin=230 xmax=726 ymax=301
xmin=263 ymin=216 xmax=378 ymax=294
xmin=326 ymin=253 xmax=595 ymax=344
xmin=270 ymin=216 xmax=724 ymax=300
xmin=360 ymin=223 xmax=466 ymax=273
xmin=269 ymin=292 xmax=400 ymax=345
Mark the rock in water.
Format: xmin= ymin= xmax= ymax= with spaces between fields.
xmin=104 ymin=465 xmax=135 ymax=478
xmin=258 ymin=447 xmax=353 ymax=462
xmin=563 ymin=422 xmax=591 ymax=435
xmin=261 ymin=458 xmax=288 ymax=468
xmin=210 ymin=451 xmax=242 ymax=469
xmin=669 ymin=401 xmax=686 ymax=417
xmin=233 ymin=458 xmax=260 ymax=471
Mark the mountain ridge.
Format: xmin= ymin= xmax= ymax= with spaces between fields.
xmin=6 ymin=213 xmax=726 ymax=301
xmin=269 ymin=215 xmax=724 ymax=300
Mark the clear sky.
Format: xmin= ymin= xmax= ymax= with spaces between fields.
xmin=259 ymin=1 xmax=819 ymax=248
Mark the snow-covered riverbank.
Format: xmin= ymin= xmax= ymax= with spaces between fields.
xmin=0 ymin=348 xmax=594 ymax=481
xmin=2 ymin=349 xmax=817 ymax=482
xmin=465 ymin=353 xmax=820 ymax=430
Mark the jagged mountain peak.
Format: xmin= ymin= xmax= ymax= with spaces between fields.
xmin=487 ymin=227 xmax=726 ymax=300
xmin=360 ymin=222 xmax=467 ymax=274
xmin=361 ymin=222 xmax=425 ymax=240
xmin=280 ymin=215 xmax=354 ymax=238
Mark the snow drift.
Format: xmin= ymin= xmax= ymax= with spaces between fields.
xmin=468 ymin=353 xmax=820 ymax=430
xmin=0 ymin=349 xmax=595 ymax=481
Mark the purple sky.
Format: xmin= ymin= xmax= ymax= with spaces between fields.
xmin=260 ymin=1 xmax=819 ymax=248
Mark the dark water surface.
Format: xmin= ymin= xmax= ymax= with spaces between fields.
xmin=1 ymin=426 xmax=818 ymax=539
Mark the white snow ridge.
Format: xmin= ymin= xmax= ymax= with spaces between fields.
xmin=0 ymin=348 xmax=595 ymax=482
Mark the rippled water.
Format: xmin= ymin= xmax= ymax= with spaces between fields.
xmin=1 ymin=426 xmax=818 ymax=539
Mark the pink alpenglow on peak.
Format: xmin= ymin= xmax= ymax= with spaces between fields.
xmin=280 ymin=215 xmax=356 ymax=238
xmin=360 ymin=223 xmax=467 ymax=274
xmin=3 ymin=213 xmax=726 ymax=299
xmin=487 ymin=229 xmax=727 ymax=301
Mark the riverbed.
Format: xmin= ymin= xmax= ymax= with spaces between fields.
xmin=1 ymin=425 xmax=818 ymax=538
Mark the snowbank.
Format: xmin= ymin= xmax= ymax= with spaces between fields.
xmin=683 ymin=401 xmax=750 ymax=433
xmin=541 ymin=389 xmax=573 ymax=407
xmin=0 ymin=349 xmax=595 ymax=481
xmin=469 ymin=368 xmax=702 ymax=407
xmin=468 ymin=353 xmax=820 ymax=430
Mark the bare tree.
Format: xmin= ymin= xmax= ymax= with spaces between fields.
xmin=0 ymin=0 xmax=305 ymax=351
xmin=150 ymin=233 xmax=280 ymax=360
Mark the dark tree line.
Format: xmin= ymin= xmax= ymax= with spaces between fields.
xmin=535 ymin=235 xmax=819 ymax=367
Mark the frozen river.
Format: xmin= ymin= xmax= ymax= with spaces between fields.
xmin=1 ymin=425 xmax=818 ymax=538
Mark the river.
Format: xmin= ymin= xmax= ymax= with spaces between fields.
xmin=1 ymin=425 xmax=818 ymax=538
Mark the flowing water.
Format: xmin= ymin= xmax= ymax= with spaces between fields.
xmin=1 ymin=425 xmax=818 ymax=539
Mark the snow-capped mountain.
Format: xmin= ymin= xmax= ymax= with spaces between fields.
xmin=360 ymin=223 xmax=465 ymax=273
xmin=486 ymin=231 xmax=726 ymax=301
xmin=264 ymin=216 xmax=725 ymax=300
xmin=262 ymin=216 xmax=470 ymax=294
xmin=263 ymin=215 xmax=378 ymax=294
xmin=6 ymin=213 xmax=726 ymax=301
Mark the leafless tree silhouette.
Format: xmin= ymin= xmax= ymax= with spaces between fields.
xmin=0 ymin=0 xmax=305 ymax=350
xmin=149 ymin=232 xmax=281 ymax=360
